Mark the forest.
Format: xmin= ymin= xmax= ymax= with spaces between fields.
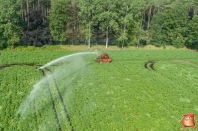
xmin=0 ymin=0 xmax=198 ymax=50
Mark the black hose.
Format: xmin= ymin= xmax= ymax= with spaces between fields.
xmin=45 ymin=68 xmax=74 ymax=131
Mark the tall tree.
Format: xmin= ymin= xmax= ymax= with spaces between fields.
xmin=20 ymin=0 xmax=51 ymax=25
xmin=116 ymin=0 xmax=133 ymax=48
xmin=150 ymin=12 xmax=167 ymax=46
xmin=127 ymin=0 xmax=146 ymax=47
xmin=0 ymin=0 xmax=22 ymax=49
xmin=182 ymin=0 xmax=198 ymax=19
xmin=164 ymin=5 xmax=189 ymax=48
xmin=21 ymin=8 xmax=53 ymax=46
xmin=95 ymin=0 xmax=119 ymax=48
xmin=67 ymin=0 xmax=81 ymax=45
xmin=150 ymin=4 xmax=189 ymax=48
xmin=185 ymin=14 xmax=198 ymax=50
xmin=49 ymin=0 xmax=69 ymax=44
xmin=78 ymin=0 xmax=96 ymax=48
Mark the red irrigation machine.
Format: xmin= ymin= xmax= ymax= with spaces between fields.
xmin=96 ymin=53 xmax=112 ymax=63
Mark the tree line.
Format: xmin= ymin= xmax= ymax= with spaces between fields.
xmin=0 ymin=0 xmax=198 ymax=50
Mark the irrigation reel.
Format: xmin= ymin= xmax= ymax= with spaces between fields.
xmin=96 ymin=53 xmax=112 ymax=63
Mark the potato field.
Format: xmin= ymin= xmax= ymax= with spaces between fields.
xmin=0 ymin=48 xmax=198 ymax=131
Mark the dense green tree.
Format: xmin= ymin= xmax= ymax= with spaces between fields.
xmin=185 ymin=15 xmax=198 ymax=50
xmin=163 ymin=5 xmax=189 ymax=48
xmin=20 ymin=0 xmax=51 ymax=27
xmin=150 ymin=4 xmax=189 ymax=48
xmin=95 ymin=0 xmax=119 ymax=48
xmin=0 ymin=0 xmax=22 ymax=49
xmin=67 ymin=0 xmax=81 ymax=45
xmin=78 ymin=0 xmax=96 ymax=48
xmin=0 ymin=0 xmax=197 ymax=49
xmin=127 ymin=0 xmax=146 ymax=47
xmin=49 ymin=0 xmax=69 ymax=44
xmin=22 ymin=8 xmax=53 ymax=46
xmin=116 ymin=0 xmax=132 ymax=48
xmin=150 ymin=12 xmax=167 ymax=47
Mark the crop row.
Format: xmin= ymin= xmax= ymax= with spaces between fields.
xmin=0 ymin=49 xmax=198 ymax=130
xmin=0 ymin=50 xmax=76 ymax=65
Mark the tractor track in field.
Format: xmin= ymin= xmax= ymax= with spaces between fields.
xmin=1 ymin=59 xmax=197 ymax=71
xmin=144 ymin=61 xmax=156 ymax=71
xmin=142 ymin=59 xmax=198 ymax=71
xmin=112 ymin=59 xmax=198 ymax=72
xmin=109 ymin=59 xmax=157 ymax=71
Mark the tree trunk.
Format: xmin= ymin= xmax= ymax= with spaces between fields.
xmin=122 ymin=5 xmax=128 ymax=49
xmin=105 ymin=26 xmax=109 ymax=49
xmin=88 ymin=21 xmax=91 ymax=49
xmin=158 ymin=4 xmax=160 ymax=12
xmin=27 ymin=0 xmax=29 ymax=28
xmin=38 ymin=0 xmax=40 ymax=8
xmin=51 ymin=0 xmax=53 ymax=6
xmin=122 ymin=19 xmax=126 ymax=49
xmin=147 ymin=6 xmax=152 ymax=30
xmin=21 ymin=0 xmax=23 ymax=20
xmin=137 ymin=21 xmax=142 ymax=48
xmin=193 ymin=8 xmax=196 ymax=16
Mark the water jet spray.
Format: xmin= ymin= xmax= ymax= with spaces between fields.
xmin=44 ymin=68 xmax=74 ymax=131
xmin=39 ymin=50 xmax=98 ymax=70
xmin=40 ymin=69 xmax=62 ymax=131
xmin=18 ymin=51 xmax=98 ymax=130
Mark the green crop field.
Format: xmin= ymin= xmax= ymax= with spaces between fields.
xmin=0 ymin=48 xmax=198 ymax=131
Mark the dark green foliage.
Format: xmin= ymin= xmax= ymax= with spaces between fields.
xmin=0 ymin=0 xmax=198 ymax=49
xmin=49 ymin=0 xmax=69 ymax=44
xmin=185 ymin=15 xmax=198 ymax=50
xmin=150 ymin=12 xmax=167 ymax=47
xmin=0 ymin=0 xmax=22 ymax=49
xmin=22 ymin=9 xmax=54 ymax=46
xmin=163 ymin=6 xmax=189 ymax=48
xmin=0 ymin=38 xmax=7 ymax=50
xmin=150 ymin=5 xmax=189 ymax=48
xmin=78 ymin=0 xmax=101 ymax=48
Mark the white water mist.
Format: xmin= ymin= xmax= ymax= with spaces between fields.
xmin=39 ymin=50 xmax=98 ymax=70
xmin=17 ymin=50 xmax=98 ymax=118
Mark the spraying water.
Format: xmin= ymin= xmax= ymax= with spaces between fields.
xmin=17 ymin=50 xmax=99 ymax=131
xmin=39 ymin=50 xmax=98 ymax=70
